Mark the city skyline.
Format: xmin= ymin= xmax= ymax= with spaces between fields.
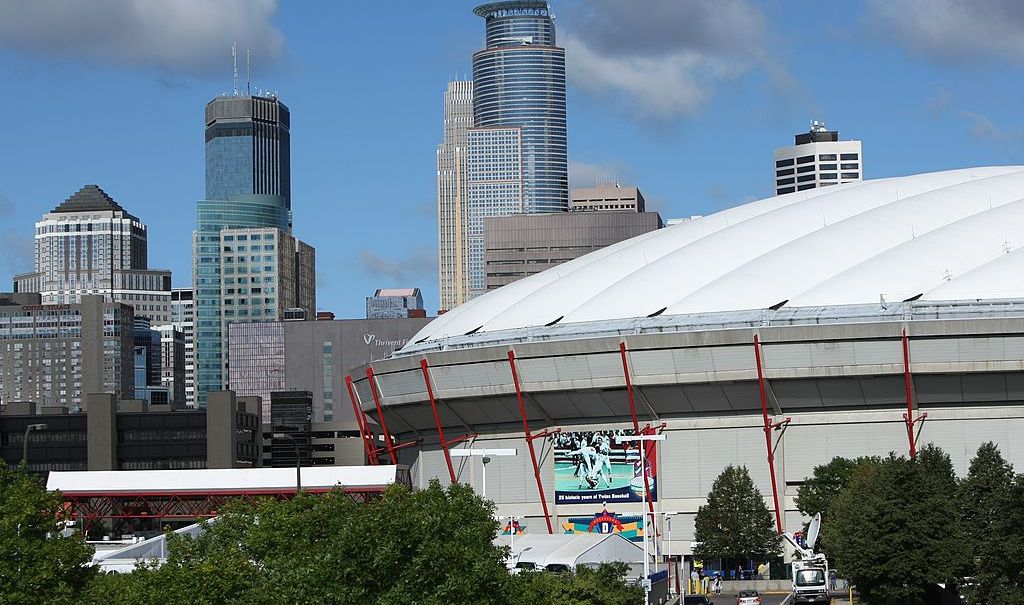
xmin=2 ymin=1 xmax=1023 ymax=317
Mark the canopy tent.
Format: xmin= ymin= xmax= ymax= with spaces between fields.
xmin=494 ymin=532 xmax=649 ymax=578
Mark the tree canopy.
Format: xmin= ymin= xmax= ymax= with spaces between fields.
xmin=82 ymin=479 xmax=642 ymax=605
xmin=86 ymin=480 xmax=510 ymax=605
xmin=693 ymin=464 xmax=780 ymax=561
xmin=794 ymin=456 xmax=879 ymax=555
xmin=0 ymin=464 xmax=96 ymax=605
xmin=824 ymin=445 xmax=968 ymax=604
xmin=958 ymin=443 xmax=1023 ymax=605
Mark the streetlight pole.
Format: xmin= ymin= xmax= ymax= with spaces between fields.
xmin=272 ymin=432 xmax=301 ymax=492
xmin=450 ymin=448 xmax=517 ymax=502
xmin=506 ymin=515 xmax=520 ymax=559
xmin=616 ymin=432 xmax=666 ymax=605
xmin=22 ymin=423 xmax=47 ymax=467
xmin=663 ymin=511 xmax=679 ymax=597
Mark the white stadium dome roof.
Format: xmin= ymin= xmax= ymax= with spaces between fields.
xmin=414 ymin=166 xmax=1024 ymax=347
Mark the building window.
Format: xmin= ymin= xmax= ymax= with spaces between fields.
xmin=841 ymin=153 xmax=859 ymax=160
xmin=797 ymin=155 xmax=814 ymax=164
xmin=797 ymin=174 xmax=815 ymax=182
xmin=775 ymin=158 xmax=794 ymax=167
xmin=841 ymin=163 xmax=859 ymax=170
xmin=818 ymin=154 xmax=837 ymax=161
xmin=777 ymin=186 xmax=796 ymax=194
xmin=797 ymin=165 xmax=816 ymax=173
xmin=776 ymin=178 xmax=795 ymax=186
xmin=841 ymin=172 xmax=860 ymax=179
xmin=776 ymin=168 xmax=795 ymax=176
xmin=797 ymin=183 xmax=816 ymax=191
xmin=821 ymin=173 xmax=837 ymax=180
xmin=820 ymin=163 xmax=837 ymax=170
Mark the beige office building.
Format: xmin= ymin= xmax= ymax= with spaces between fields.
xmin=484 ymin=211 xmax=662 ymax=291
xmin=437 ymin=80 xmax=474 ymax=313
xmin=570 ymin=183 xmax=646 ymax=213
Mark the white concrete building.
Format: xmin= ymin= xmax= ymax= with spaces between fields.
xmin=14 ymin=185 xmax=172 ymax=323
xmin=773 ymin=122 xmax=862 ymax=195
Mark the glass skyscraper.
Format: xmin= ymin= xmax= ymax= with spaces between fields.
xmin=438 ymin=1 xmax=569 ymax=304
xmin=205 ymin=96 xmax=291 ymax=212
xmin=471 ymin=1 xmax=567 ymax=213
xmin=194 ymin=95 xmax=314 ymax=408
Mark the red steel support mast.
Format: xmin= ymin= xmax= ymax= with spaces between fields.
xmin=753 ymin=334 xmax=784 ymax=534
xmin=365 ymin=367 xmax=398 ymax=465
xmin=507 ymin=349 xmax=555 ymax=534
xmin=345 ymin=375 xmax=378 ymax=465
xmin=420 ymin=358 xmax=458 ymax=484
xmin=619 ymin=341 xmax=655 ymax=519
xmin=901 ymin=329 xmax=927 ymax=459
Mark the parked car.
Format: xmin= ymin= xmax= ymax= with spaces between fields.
xmin=737 ymin=589 xmax=761 ymax=604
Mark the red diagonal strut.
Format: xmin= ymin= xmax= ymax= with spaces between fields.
xmin=366 ymin=367 xmax=398 ymax=464
xmin=902 ymin=329 xmax=927 ymax=459
xmin=619 ymin=341 xmax=655 ymax=519
xmin=508 ymin=349 xmax=555 ymax=534
xmin=345 ymin=374 xmax=378 ymax=465
xmin=753 ymin=334 xmax=784 ymax=534
xmin=420 ymin=358 xmax=458 ymax=484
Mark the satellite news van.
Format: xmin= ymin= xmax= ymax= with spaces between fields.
xmin=782 ymin=513 xmax=831 ymax=604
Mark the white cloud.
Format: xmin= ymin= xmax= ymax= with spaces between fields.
xmin=357 ymin=246 xmax=437 ymax=284
xmin=568 ymin=159 xmax=633 ymax=190
xmin=561 ymin=0 xmax=774 ymax=121
xmin=0 ymin=0 xmax=284 ymax=77
xmin=868 ymin=0 xmax=1024 ymax=64
xmin=960 ymin=110 xmax=1024 ymax=156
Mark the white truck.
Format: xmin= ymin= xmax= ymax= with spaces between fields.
xmin=782 ymin=513 xmax=831 ymax=605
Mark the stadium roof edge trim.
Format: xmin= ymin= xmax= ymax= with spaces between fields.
xmin=408 ymin=166 xmax=1024 ymax=350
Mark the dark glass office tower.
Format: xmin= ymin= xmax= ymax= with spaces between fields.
xmin=195 ymin=95 xmax=313 ymax=409
xmin=471 ymin=1 xmax=567 ymax=213
xmin=205 ymin=96 xmax=292 ymax=211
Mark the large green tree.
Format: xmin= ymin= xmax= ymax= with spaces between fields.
xmin=87 ymin=480 xmax=511 ymax=605
xmin=958 ymin=442 xmax=1014 ymax=564
xmin=794 ymin=456 xmax=879 ymax=555
xmin=0 ymin=464 xmax=96 ymax=605
xmin=507 ymin=562 xmax=642 ymax=605
xmin=958 ymin=443 xmax=1022 ymax=605
xmin=693 ymin=464 xmax=780 ymax=561
xmin=824 ymin=445 xmax=968 ymax=604
xmin=85 ymin=480 xmax=645 ymax=605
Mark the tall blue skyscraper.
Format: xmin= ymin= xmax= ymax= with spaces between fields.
xmin=472 ymin=1 xmax=567 ymax=213
xmin=443 ymin=1 xmax=568 ymax=301
xmin=194 ymin=95 xmax=314 ymax=408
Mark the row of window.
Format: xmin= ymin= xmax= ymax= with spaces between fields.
xmin=777 ymin=171 xmax=861 ymax=186
xmin=776 ymin=152 xmax=860 ymax=168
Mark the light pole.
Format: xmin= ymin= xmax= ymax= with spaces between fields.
xmin=22 ymin=423 xmax=47 ymax=467
xmin=506 ymin=515 xmax=520 ymax=562
xmin=616 ymin=432 xmax=666 ymax=605
xmin=272 ymin=432 xmax=301 ymax=492
xmin=450 ymin=448 xmax=517 ymax=501
xmin=663 ymin=511 xmax=680 ymax=597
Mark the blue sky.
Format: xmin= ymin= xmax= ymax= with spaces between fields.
xmin=1 ymin=0 xmax=1022 ymax=317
